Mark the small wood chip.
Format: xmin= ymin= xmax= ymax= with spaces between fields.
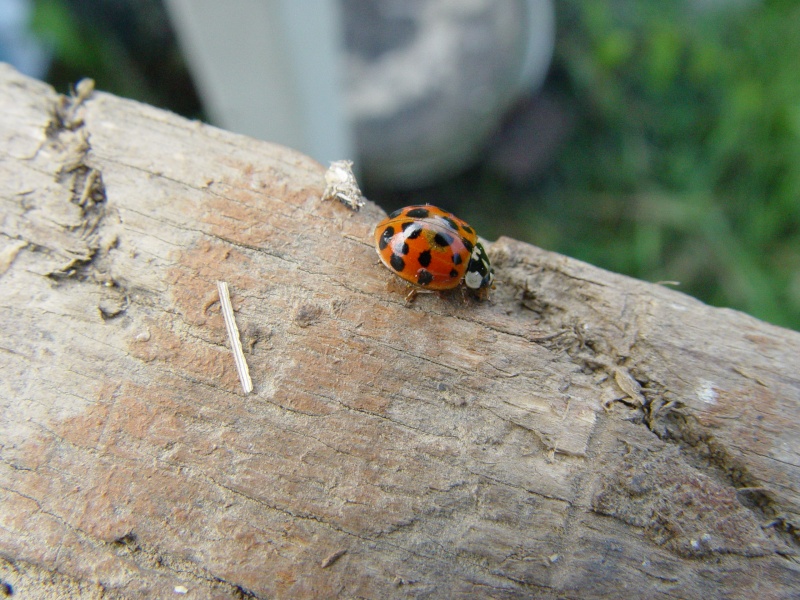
xmin=320 ymin=548 xmax=347 ymax=568
xmin=217 ymin=281 xmax=253 ymax=394
xmin=613 ymin=367 xmax=645 ymax=406
xmin=0 ymin=240 xmax=27 ymax=276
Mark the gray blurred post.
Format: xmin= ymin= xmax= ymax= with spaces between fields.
xmin=164 ymin=0 xmax=353 ymax=166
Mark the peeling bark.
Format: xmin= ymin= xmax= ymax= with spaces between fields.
xmin=1 ymin=64 xmax=799 ymax=599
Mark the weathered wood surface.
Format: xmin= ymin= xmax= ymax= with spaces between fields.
xmin=1 ymin=63 xmax=798 ymax=598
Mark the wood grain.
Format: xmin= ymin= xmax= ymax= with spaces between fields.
xmin=1 ymin=63 xmax=798 ymax=598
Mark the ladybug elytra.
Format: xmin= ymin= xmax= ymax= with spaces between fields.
xmin=374 ymin=205 xmax=494 ymax=299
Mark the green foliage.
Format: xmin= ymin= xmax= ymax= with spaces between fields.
xmin=31 ymin=0 xmax=148 ymax=100
xmin=29 ymin=0 xmax=202 ymax=117
xmin=529 ymin=0 xmax=800 ymax=329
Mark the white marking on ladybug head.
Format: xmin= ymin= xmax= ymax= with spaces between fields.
xmin=464 ymin=269 xmax=484 ymax=289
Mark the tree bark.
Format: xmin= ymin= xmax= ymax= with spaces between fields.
xmin=0 ymin=64 xmax=798 ymax=599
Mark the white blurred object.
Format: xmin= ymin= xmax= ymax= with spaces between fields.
xmin=165 ymin=0 xmax=554 ymax=187
xmin=0 ymin=0 xmax=49 ymax=78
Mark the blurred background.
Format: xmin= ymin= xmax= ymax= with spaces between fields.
xmin=4 ymin=0 xmax=798 ymax=330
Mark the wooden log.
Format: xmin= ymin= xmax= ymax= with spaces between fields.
xmin=0 ymin=63 xmax=798 ymax=598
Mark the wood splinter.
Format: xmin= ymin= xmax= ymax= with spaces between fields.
xmin=320 ymin=549 xmax=347 ymax=569
xmin=217 ymin=281 xmax=253 ymax=395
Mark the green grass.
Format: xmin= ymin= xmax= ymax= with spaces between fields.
xmin=550 ymin=0 xmax=800 ymax=329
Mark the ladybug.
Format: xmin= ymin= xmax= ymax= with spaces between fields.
xmin=374 ymin=205 xmax=494 ymax=300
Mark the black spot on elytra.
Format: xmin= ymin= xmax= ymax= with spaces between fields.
xmin=388 ymin=208 xmax=403 ymax=218
xmin=462 ymin=225 xmax=474 ymax=235
xmin=400 ymin=242 xmax=410 ymax=255
xmin=443 ymin=217 xmax=459 ymax=231
xmin=417 ymin=269 xmax=433 ymax=285
xmin=462 ymin=238 xmax=474 ymax=253
xmin=378 ymin=226 xmax=394 ymax=250
xmin=418 ymin=249 xmax=432 ymax=267
xmin=407 ymin=207 xmax=430 ymax=219
xmin=452 ymin=253 xmax=462 ymax=265
xmin=449 ymin=269 xmax=459 ymax=278
xmin=433 ymin=232 xmax=453 ymax=248
xmin=390 ymin=254 xmax=405 ymax=272
xmin=402 ymin=222 xmax=423 ymax=239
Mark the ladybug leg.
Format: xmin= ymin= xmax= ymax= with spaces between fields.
xmin=404 ymin=287 xmax=436 ymax=305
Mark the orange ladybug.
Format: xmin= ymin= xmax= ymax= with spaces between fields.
xmin=374 ymin=205 xmax=494 ymax=298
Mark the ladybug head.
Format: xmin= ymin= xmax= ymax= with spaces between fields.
xmin=463 ymin=242 xmax=494 ymax=292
